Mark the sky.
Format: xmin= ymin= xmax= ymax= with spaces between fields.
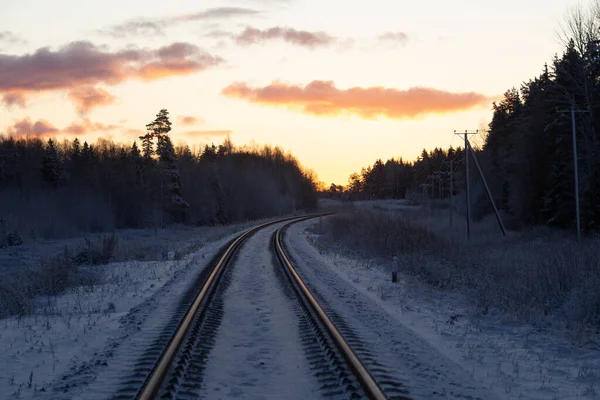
xmin=0 ymin=0 xmax=583 ymax=185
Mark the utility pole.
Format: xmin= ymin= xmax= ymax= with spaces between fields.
xmin=556 ymin=105 xmax=588 ymax=242
xmin=454 ymin=130 xmax=478 ymax=238
xmin=571 ymin=106 xmax=581 ymax=243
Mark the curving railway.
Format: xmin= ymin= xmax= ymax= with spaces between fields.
xmin=113 ymin=215 xmax=409 ymax=400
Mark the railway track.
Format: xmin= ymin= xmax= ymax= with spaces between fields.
xmin=127 ymin=215 xmax=400 ymax=399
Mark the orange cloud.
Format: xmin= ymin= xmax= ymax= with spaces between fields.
xmin=68 ymin=86 xmax=115 ymax=114
xmin=7 ymin=118 xmax=59 ymax=137
xmin=235 ymin=27 xmax=334 ymax=48
xmin=2 ymin=92 xmax=26 ymax=108
xmin=63 ymin=118 xmax=120 ymax=136
xmin=0 ymin=41 xmax=223 ymax=109
xmin=222 ymin=80 xmax=493 ymax=119
xmin=126 ymin=128 xmax=144 ymax=136
xmin=178 ymin=115 xmax=203 ymax=125
xmin=7 ymin=117 xmax=120 ymax=138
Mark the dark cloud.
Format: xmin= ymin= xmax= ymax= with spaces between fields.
xmin=0 ymin=31 xmax=26 ymax=45
xmin=100 ymin=7 xmax=259 ymax=38
xmin=222 ymin=80 xmax=493 ymax=119
xmin=174 ymin=7 xmax=259 ymax=22
xmin=102 ymin=20 xmax=166 ymax=38
xmin=157 ymin=42 xmax=203 ymax=59
xmin=235 ymin=27 xmax=335 ymax=48
xmin=0 ymin=41 xmax=223 ymax=109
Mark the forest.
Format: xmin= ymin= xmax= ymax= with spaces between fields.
xmin=338 ymin=13 xmax=600 ymax=233
xmin=0 ymin=109 xmax=318 ymax=241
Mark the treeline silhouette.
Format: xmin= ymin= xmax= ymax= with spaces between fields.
xmin=334 ymin=146 xmax=467 ymax=202
xmin=0 ymin=110 xmax=318 ymax=239
xmin=337 ymin=34 xmax=600 ymax=232
xmin=483 ymin=40 xmax=600 ymax=231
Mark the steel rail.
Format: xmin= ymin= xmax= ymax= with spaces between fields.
xmin=274 ymin=219 xmax=388 ymax=400
xmin=135 ymin=215 xmax=312 ymax=400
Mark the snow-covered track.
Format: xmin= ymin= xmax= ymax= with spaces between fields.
xmin=274 ymin=219 xmax=397 ymax=400
xmin=133 ymin=216 xmax=311 ymax=400
xmin=131 ymin=213 xmax=400 ymax=400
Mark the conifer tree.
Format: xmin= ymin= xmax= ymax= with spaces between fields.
xmin=145 ymin=109 xmax=188 ymax=222
xmin=138 ymin=132 xmax=154 ymax=161
xmin=41 ymin=138 xmax=63 ymax=186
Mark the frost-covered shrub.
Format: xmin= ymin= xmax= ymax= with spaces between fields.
xmin=0 ymin=248 xmax=103 ymax=319
xmin=74 ymin=234 xmax=117 ymax=266
xmin=314 ymin=210 xmax=439 ymax=258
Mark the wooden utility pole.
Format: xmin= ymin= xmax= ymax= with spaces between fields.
xmin=454 ymin=130 xmax=478 ymax=238
xmin=556 ymin=106 xmax=588 ymax=242
xmin=571 ymin=106 xmax=581 ymax=242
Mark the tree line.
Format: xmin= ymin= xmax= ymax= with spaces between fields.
xmin=330 ymin=146 xmax=466 ymax=203
xmin=332 ymin=4 xmax=600 ymax=233
xmin=0 ymin=109 xmax=318 ymax=239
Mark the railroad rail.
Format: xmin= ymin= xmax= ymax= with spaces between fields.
xmin=274 ymin=219 xmax=388 ymax=400
xmin=134 ymin=214 xmax=390 ymax=400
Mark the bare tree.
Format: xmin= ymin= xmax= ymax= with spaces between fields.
xmin=557 ymin=1 xmax=600 ymax=54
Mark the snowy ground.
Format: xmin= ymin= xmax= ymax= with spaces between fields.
xmin=287 ymin=218 xmax=600 ymax=400
xmin=0 ymin=222 xmax=258 ymax=399
xmin=3 ymin=213 xmax=598 ymax=399
xmin=0 ymin=224 xmax=253 ymax=275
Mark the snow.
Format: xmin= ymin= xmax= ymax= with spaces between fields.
xmin=3 ymin=214 xmax=598 ymax=399
xmin=0 ymin=224 xmax=253 ymax=399
xmin=286 ymin=218 xmax=600 ymax=400
xmin=199 ymin=222 xmax=321 ymax=399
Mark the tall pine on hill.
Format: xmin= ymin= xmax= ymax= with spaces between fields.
xmin=146 ymin=109 xmax=189 ymax=223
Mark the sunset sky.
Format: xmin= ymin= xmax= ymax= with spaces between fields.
xmin=0 ymin=0 xmax=581 ymax=185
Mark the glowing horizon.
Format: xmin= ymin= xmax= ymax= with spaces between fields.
xmin=0 ymin=0 xmax=580 ymax=185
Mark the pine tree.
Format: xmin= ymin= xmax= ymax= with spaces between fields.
xmin=41 ymin=139 xmax=63 ymax=187
xmin=210 ymin=158 xmax=228 ymax=224
xmin=72 ymin=138 xmax=81 ymax=160
xmin=147 ymin=109 xmax=172 ymax=139
xmin=139 ymin=132 xmax=154 ymax=161
xmin=130 ymin=141 xmax=144 ymax=186
xmin=145 ymin=109 xmax=188 ymax=223
xmin=160 ymin=135 xmax=189 ymax=221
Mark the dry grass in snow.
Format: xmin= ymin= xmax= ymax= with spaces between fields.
xmin=311 ymin=207 xmax=600 ymax=338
